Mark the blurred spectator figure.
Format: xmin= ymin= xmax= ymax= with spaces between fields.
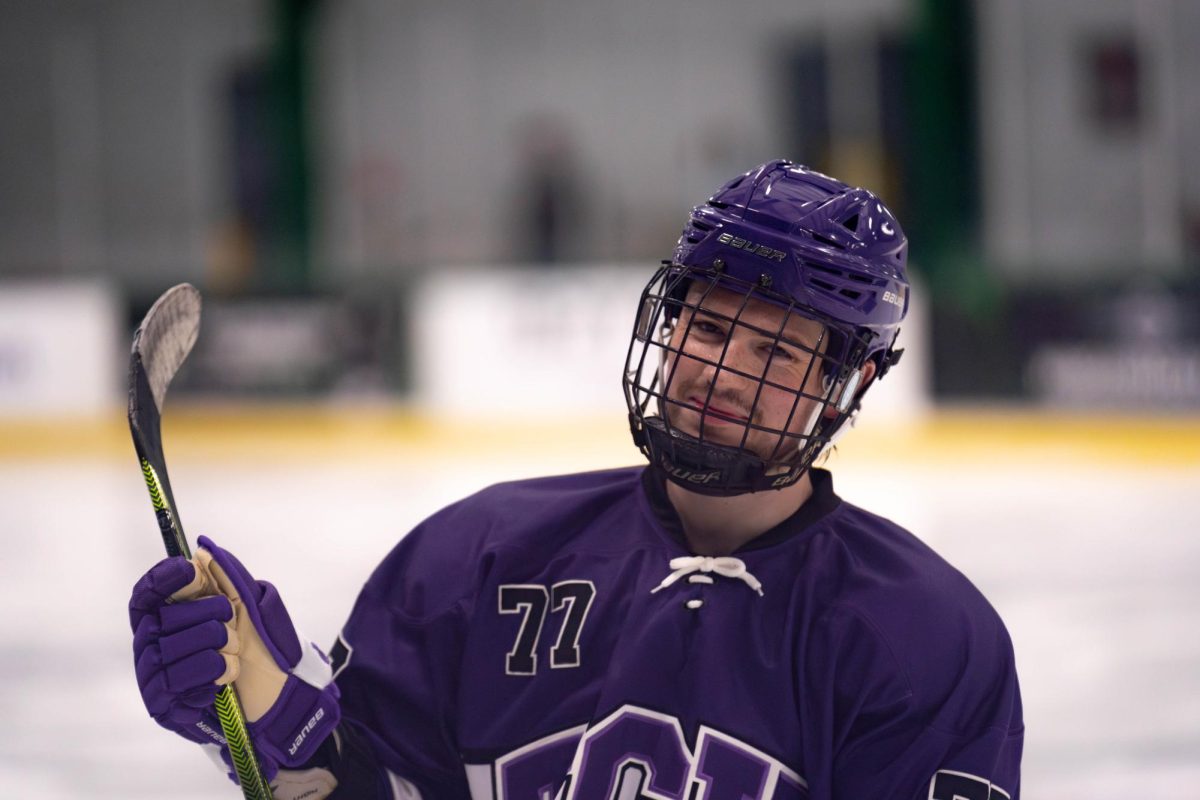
xmin=207 ymin=217 xmax=258 ymax=296
xmin=512 ymin=113 xmax=585 ymax=265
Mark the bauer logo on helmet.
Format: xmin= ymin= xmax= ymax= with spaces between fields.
xmin=716 ymin=232 xmax=787 ymax=262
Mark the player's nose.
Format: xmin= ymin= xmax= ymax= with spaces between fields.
xmin=699 ymin=344 xmax=758 ymax=397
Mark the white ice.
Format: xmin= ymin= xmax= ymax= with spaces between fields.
xmin=1 ymin=425 xmax=1197 ymax=799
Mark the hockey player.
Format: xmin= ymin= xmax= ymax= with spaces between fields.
xmin=129 ymin=160 xmax=1023 ymax=799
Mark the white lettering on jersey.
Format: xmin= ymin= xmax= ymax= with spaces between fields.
xmin=467 ymin=705 xmax=806 ymax=800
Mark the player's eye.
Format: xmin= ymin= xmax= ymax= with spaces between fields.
xmin=763 ymin=342 xmax=797 ymax=362
xmin=692 ymin=319 xmax=727 ymax=338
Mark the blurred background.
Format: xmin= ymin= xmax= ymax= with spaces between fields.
xmin=1 ymin=0 xmax=1198 ymax=797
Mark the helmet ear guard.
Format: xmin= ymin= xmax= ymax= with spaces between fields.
xmin=821 ymin=368 xmax=862 ymax=415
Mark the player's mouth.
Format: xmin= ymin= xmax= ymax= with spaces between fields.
xmin=688 ymin=396 xmax=749 ymax=424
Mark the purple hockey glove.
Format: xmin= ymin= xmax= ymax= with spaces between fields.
xmin=130 ymin=555 xmax=234 ymax=750
xmin=129 ymin=535 xmax=341 ymax=780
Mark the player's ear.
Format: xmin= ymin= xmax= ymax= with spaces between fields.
xmin=859 ymin=359 xmax=877 ymax=391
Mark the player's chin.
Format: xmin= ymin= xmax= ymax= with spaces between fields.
xmin=663 ymin=403 xmax=700 ymax=435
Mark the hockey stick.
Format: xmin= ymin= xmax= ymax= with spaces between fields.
xmin=128 ymin=284 xmax=274 ymax=800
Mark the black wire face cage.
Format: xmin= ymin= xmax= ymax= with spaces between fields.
xmin=623 ymin=263 xmax=877 ymax=496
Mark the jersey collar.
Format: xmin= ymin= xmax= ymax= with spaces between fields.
xmin=639 ymin=466 xmax=843 ymax=554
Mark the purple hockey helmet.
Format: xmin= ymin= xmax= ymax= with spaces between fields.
xmin=623 ymin=159 xmax=910 ymax=496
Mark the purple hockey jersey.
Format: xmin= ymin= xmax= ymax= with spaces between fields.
xmin=329 ymin=467 xmax=1023 ymax=799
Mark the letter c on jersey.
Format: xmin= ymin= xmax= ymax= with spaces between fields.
xmin=563 ymin=707 xmax=806 ymax=800
xmin=480 ymin=705 xmax=808 ymax=800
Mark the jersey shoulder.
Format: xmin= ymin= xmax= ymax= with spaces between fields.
xmin=820 ymin=502 xmax=1021 ymax=734
xmin=826 ymin=501 xmax=999 ymax=617
xmin=363 ymin=466 xmax=647 ymax=620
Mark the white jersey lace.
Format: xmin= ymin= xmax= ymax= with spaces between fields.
xmin=650 ymin=556 xmax=764 ymax=596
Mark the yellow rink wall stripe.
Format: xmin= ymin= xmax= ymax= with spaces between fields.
xmin=0 ymin=405 xmax=1198 ymax=467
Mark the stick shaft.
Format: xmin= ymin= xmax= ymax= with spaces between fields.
xmin=140 ymin=458 xmax=190 ymax=559
xmin=215 ymin=687 xmax=274 ymax=797
xmin=138 ymin=456 xmax=274 ymax=799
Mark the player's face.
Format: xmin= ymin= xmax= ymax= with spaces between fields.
xmin=661 ymin=283 xmax=830 ymax=464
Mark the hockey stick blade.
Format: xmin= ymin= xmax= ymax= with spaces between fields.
xmin=127 ymin=284 xmax=274 ymax=800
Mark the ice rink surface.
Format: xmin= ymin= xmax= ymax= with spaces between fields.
xmin=2 ymin=408 xmax=1198 ymax=799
